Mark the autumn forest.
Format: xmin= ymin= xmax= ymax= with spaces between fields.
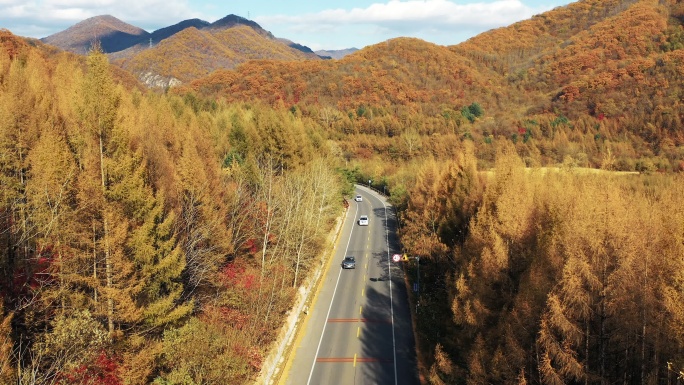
xmin=1 ymin=0 xmax=684 ymax=383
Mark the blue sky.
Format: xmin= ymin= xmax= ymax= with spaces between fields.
xmin=1 ymin=0 xmax=573 ymax=50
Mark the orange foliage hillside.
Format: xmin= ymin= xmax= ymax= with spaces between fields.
xmin=0 ymin=29 xmax=342 ymax=384
xmin=452 ymin=0 xmax=643 ymax=72
xmin=182 ymin=37 xmax=493 ymax=112
xmin=116 ymin=25 xmax=319 ymax=85
xmin=178 ymin=0 xmax=684 ymax=171
xmin=0 ymin=29 xmax=30 ymax=59
xmin=1 ymin=29 xmax=143 ymax=90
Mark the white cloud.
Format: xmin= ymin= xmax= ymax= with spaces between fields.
xmin=0 ymin=0 xmax=205 ymax=37
xmin=257 ymin=0 xmax=540 ymax=28
xmin=256 ymin=0 xmax=548 ymax=40
xmin=0 ymin=0 xmax=557 ymax=48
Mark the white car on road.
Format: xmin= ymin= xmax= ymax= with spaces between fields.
xmin=354 ymin=195 xmax=363 ymax=202
xmin=358 ymin=215 xmax=369 ymax=226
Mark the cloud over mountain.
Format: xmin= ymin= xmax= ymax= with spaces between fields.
xmin=0 ymin=0 xmax=202 ymax=38
xmin=2 ymin=0 xmax=566 ymax=49
xmin=256 ymin=0 xmax=552 ymax=41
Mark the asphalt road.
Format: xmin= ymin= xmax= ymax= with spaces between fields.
xmin=284 ymin=186 xmax=419 ymax=385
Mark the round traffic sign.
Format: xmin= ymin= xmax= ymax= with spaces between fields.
xmin=392 ymin=254 xmax=401 ymax=262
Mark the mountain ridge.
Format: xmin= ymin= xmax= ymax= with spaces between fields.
xmin=149 ymin=18 xmax=211 ymax=44
xmin=41 ymin=14 xmax=149 ymax=55
xmin=315 ymin=48 xmax=359 ymax=59
xmin=111 ymin=24 xmax=320 ymax=88
xmin=40 ymin=14 xmax=346 ymax=59
xmin=40 ymin=13 xmax=356 ymax=88
xmin=177 ymin=0 xmax=683 ymax=168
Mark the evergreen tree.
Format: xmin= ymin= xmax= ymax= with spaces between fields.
xmin=128 ymin=191 xmax=192 ymax=328
xmin=78 ymin=45 xmax=127 ymax=335
xmin=176 ymin=117 xmax=232 ymax=299
xmin=0 ymin=49 xmax=49 ymax=307
xmin=25 ymin=122 xmax=80 ymax=314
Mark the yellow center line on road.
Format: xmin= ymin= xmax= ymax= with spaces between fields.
xmin=362 ymin=288 xmax=365 ymax=296
xmin=354 ymin=354 xmax=357 ymax=367
xmin=359 ymin=306 xmax=362 ymax=315
xmin=357 ymin=326 xmax=360 ymax=338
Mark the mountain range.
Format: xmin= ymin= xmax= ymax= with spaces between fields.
xmin=173 ymin=0 xmax=683 ymax=166
xmin=30 ymin=0 xmax=684 ymax=160
xmin=41 ymin=14 xmax=358 ymax=88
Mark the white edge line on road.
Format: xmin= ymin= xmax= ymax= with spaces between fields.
xmin=306 ymin=197 xmax=358 ymax=385
xmin=382 ymin=197 xmax=399 ymax=385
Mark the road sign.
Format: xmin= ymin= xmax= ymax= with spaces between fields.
xmin=402 ymin=254 xmax=409 ymax=261
xmin=392 ymin=254 xmax=401 ymax=262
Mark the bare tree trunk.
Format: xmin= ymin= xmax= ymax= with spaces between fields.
xmin=58 ymin=246 xmax=64 ymax=313
xmin=267 ymin=189 xmax=291 ymax=267
xmin=624 ymin=347 xmax=629 ymax=384
xmin=264 ymin=269 xmax=279 ymax=324
xmin=226 ymin=178 xmax=254 ymax=256
xmin=103 ymin=217 xmax=114 ymax=335
xmin=642 ymin=313 xmax=647 ymax=385
xmin=600 ymin=284 xmax=606 ymax=385
xmin=99 ymin=134 xmax=114 ymax=335
xmin=585 ymin=319 xmax=590 ymax=385
xmin=18 ymin=147 xmax=29 ymax=262
xmin=293 ymin=235 xmax=305 ymax=288
xmin=654 ymin=332 xmax=660 ymax=385
xmin=536 ymin=342 xmax=542 ymax=384
xmin=259 ymin=161 xmax=274 ymax=288
xmin=288 ymin=182 xmax=304 ymax=288
xmin=255 ymin=159 xmax=276 ymax=324
xmin=92 ymin=221 xmax=97 ymax=305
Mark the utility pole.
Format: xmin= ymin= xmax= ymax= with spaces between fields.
xmin=415 ymin=256 xmax=420 ymax=312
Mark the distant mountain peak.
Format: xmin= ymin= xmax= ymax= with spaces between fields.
xmin=60 ymin=14 xmax=146 ymax=36
xmin=40 ymin=12 xmax=326 ymax=87
xmin=89 ymin=14 xmax=124 ymax=23
xmin=208 ymin=14 xmax=263 ymax=31
xmin=150 ymin=18 xmax=210 ymax=43
xmin=41 ymin=14 xmax=149 ymax=54
xmin=315 ymin=48 xmax=359 ymax=60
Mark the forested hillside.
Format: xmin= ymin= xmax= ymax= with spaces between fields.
xmin=385 ymin=3 xmax=684 ymax=382
xmin=180 ymin=0 xmax=684 ymax=178
xmin=40 ymin=14 xmax=320 ymax=90
xmin=0 ymin=30 xmax=344 ymax=383
xmin=172 ymin=0 xmax=684 ymax=383
xmin=114 ymin=25 xmax=318 ymax=87
xmin=399 ymin=143 xmax=684 ymax=383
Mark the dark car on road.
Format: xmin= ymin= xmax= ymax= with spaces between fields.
xmin=342 ymin=256 xmax=356 ymax=269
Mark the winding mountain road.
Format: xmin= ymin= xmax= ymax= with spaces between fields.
xmin=283 ymin=186 xmax=419 ymax=385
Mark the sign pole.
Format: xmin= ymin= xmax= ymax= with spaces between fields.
xmin=416 ymin=256 xmax=420 ymax=312
xmin=416 ymin=256 xmax=420 ymax=294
